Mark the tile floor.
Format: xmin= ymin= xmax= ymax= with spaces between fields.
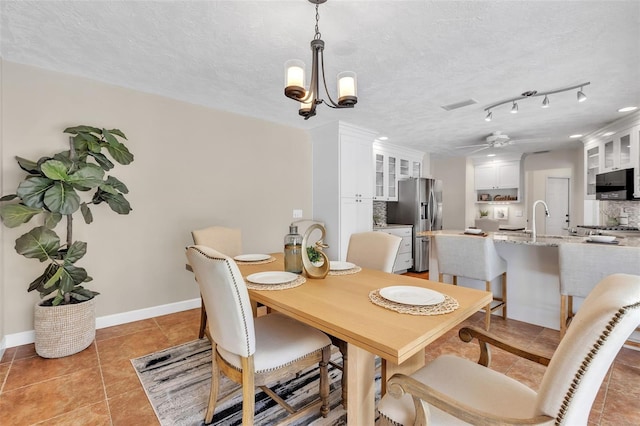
xmin=1 ymin=298 xmax=639 ymax=424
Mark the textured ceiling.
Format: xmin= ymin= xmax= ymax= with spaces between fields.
xmin=2 ymin=1 xmax=639 ymax=158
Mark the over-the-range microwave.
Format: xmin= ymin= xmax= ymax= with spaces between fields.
xmin=595 ymin=168 xmax=637 ymax=200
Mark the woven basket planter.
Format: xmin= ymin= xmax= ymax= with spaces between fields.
xmin=34 ymin=298 xmax=96 ymax=358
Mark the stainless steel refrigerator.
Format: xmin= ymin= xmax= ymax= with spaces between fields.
xmin=387 ymin=178 xmax=443 ymax=272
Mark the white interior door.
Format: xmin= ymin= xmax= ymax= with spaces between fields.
xmin=546 ymin=177 xmax=570 ymax=235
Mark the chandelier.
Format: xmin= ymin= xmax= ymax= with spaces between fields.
xmin=484 ymin=82 xmax=590 ymax=121
xmin=284 ymin=0 xmax=357 ymax=119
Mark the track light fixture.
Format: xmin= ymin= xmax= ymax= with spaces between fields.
xmin=483 ymin=82 xmax=590 ymax=120
xmin=284 ymin=0 xmax=357 ymax=120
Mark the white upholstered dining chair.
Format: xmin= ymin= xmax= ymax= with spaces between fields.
xmin=327 ymin=230 xmax=403 ymax=409
xmin=435 ymin=233 xmax=507 ymax=330
xmin=346 ymin=231 xmax=402 ymax=273
xmin=378 ymin=273 xmax=640 ymax=425
xmin=185 ymin=245 xmax=332 ymax=425
xmin=191 ymin=226 xmax=243 ymax=339
xmin=559 ymin=242 xmax=640 ymax=339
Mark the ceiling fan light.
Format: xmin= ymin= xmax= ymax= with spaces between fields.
xmin=577 ymin=87 xmax=587 ymax=102
xmin=542 ymin=95 xmax=550 ymax=108
xmin=485 ymin=111 xmax=492 ymax=122
xmin=511 ymin=102 xmax=518 ymax=113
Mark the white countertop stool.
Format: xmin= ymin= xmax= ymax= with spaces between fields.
xmin=558 ymin=242 xmax=640 ymax=340
xmin=434 ymin=234 xmax=507 ymax=330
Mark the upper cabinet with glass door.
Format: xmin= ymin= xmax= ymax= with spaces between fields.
xmin=582 ymin=112 xmax=640 ymax=199
xmin=373 ymin=141 xmax=424 ymax=201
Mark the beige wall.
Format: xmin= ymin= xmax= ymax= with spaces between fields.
xmin=1 ymin=62 xmax=312 ymax=336
xmin=431 ymin=156 xmax=469 ymax=229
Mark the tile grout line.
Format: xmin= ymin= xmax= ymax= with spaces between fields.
xmin=94 ymin=339 xmax=114 ymax=425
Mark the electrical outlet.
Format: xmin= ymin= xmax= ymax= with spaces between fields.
xmin=515 ymin=209 xmax=523 ymax=217
xmin=293 ymin=209 xmax=303 ymax=218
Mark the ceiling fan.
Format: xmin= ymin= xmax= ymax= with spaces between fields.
xmin=456 ymin=131 xmax=541 ymax=154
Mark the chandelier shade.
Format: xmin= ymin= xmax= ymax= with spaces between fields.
xmin=284 ymin=0 xmax=357 ymax=119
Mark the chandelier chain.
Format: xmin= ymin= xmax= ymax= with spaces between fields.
xmin=314 ymin=4 xmax=321 ymax=40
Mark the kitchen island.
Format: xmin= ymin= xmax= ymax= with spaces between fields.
xmin=421 ymin=230 xmax=640 ymax=337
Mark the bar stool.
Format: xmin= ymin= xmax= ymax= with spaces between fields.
xmin=434 ymin=234 xmax=507 ymax=330
xmin=558 ymin=242 xmax=640 ymax=340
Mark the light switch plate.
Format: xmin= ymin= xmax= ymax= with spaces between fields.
xmin=293 ymin=209 xmax=303 ymax=218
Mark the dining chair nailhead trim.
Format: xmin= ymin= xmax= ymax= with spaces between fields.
xmin=192 ymin=246 xmax=252 ymax=358
xmin=221 ymin=346 xmax=330 ymax=374
xmin=556 ymin=301 xmax=640 ymax=425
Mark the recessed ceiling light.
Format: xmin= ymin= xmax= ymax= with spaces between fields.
xmin=487 ymin=153 xmax=496 ymax=157
xmin=378 ymin=136 xmax=388 ymax=141
xmin=603 ymin=131 xmax=615 ymax=137
xmin=618 ymin=106 xmax=638 ymax=112
xmin=569 ymin=134 xmax=583 ymax=138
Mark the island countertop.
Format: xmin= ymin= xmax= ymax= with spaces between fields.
xmin=418 ymin=229 xmax=640 ymax=248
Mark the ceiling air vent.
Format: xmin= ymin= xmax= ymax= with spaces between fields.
xmin=440 ymin=98 xmax=478 ymax=111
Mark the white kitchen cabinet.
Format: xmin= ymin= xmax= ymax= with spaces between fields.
xmin=584 ymin=142 xmax=601 ymax=198
xmin=311 ymin=121 xmax=376 ymax=261
xmin=602 ymin=128 xmax=635 ymax=173
xmin=582 ymin=113 xmax=640 ymax=199
xmin=375 ymin=226 xmax=413 ymax=273
xmin=373 ymin=150 xmax=398 ymax=201
xmin=475 ymin=161 xmax=520 ymax=190
xmin=373 ymin=142 xmax=424 ymax=202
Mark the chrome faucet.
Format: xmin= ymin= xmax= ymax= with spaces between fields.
xmin=532 ymin=200 xmax=550 ymax=243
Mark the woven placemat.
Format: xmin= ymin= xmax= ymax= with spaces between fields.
xmin=369 ymin=289 xmax=459 ymax=315
xmin=328 ymin=266 xmax=362 ymax=276
xmin=245 ymin=275 xmax=306 ymax=290
xmin=235 ymin=256 xmax=277 ymax=265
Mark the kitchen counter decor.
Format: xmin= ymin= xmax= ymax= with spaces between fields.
xmin=368 ymin=288 xmax=459 ymax=316
xmin=301 ymin=223 xmax=330 ymax=279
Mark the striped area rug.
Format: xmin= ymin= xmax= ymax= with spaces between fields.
xmin=132 ymin=339 xmax=380 ymax=425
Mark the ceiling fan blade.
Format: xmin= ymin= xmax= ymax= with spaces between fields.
xmin=455 ymin=143 xmax=489 ymax=149
xmin=469 ymin=146 xmax=491 ymax=154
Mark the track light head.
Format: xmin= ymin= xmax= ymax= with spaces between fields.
xmin=511 ymin=102 xmax=518 ymax=113
xmin=577 ymin=87 xmax=587 ymax=102
xmin=542 ymin=95 xmax=550 ymax=108
xmin=485 ymin=111 xmax=492 ymax=122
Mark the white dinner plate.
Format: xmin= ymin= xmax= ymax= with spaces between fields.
xmin=330 ymin=261 xmax=356 ymax=271
xmin=464 ymin=228 xmax=483 ymax=235
xmin=234 ymin=254 xmax=271 ymax=262
xmin=587 ymin=236 xmax=616 ymax=243
xmin=246 ymin=271 xmax=299 ymax=285
xmin=379 ymin=286 xmax=445 ymax=306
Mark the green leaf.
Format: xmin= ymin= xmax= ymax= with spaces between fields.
xmin=44 ymin=182 xmax=80 ymax=215
xmin=40 ymin=160 xmax=70 ymax=181
xmin=68 ymin=163 xmax=104 ymax=189
xmin=64 ymin=125 xmax=102 ymax=135
xmin=43 ymin=211 xmax=62 ymax=228
xmin=80 ymin=203 xmax=93 ymax=224
xmin=104 ymin=176 xmax=129 ymax=194
xmin=15 ymin=226 xmax=61 ymax=261
xmin=64 ymin=241 xmax=87 ymax=265
xmin=107 ymin=128 xmax=127 ymax=139
xmin=94 ymin=191 xmax=132 ymax=214
xmin=106 ymin=141 xmax=134 ymax=165
xmin=70 ymin=287 xmax=99 ymax=301
xmin=87 ymin=139 xmax=102 ymax=153
xmin=0 ymin=204 xmax=44 ymax=227
xmin=16 ymin=156 xmax=40 ymax=174
xmin=88 ymin=151 xmax=114 ymax=171
xmin=17 ymin=176 xmax=54 ymax=208
xmin=51 ymin=293 xmax=64 ymax=306
xmin=43 ymin=266 xmax=64 ymax=289
xmin=28 ymin=263 xmax=58 ymax=293
xmin=0 ymin=194 xmax=18 ymax=202
xmin=102 ymin=129 xmax=118 ymax=145
xmin=62 ymin=264 xmax=88 ymax=286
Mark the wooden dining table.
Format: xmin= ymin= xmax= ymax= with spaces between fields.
xmin=235 ymin=253 xmax=492 ymax=425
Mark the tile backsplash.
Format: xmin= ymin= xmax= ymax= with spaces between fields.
xmin=602 ymin=200 xmax=640 ymax=227
xmin=373 ymin=201 xmax=387 ymax=226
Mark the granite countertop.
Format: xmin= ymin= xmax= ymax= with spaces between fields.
xmin=419 ymin=229 xmax=640 ymax=248
xmin=374 ymin=223 xmax=413 ymax=229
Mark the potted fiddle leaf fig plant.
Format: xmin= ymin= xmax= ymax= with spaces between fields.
xmin=0 ymin=125 xmax=133 ymax=358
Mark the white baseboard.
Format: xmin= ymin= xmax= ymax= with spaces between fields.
xmin=3 ymin=298 xmax=202 ymax=349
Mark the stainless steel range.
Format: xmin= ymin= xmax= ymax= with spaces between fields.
xmin=576 ymin=225 xmax=640 ymax=237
